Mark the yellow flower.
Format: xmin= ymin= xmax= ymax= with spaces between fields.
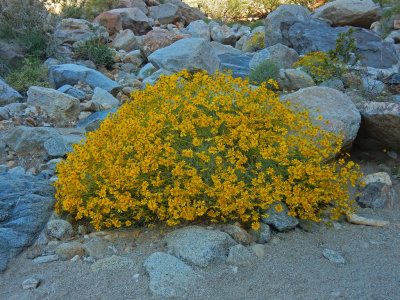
xmin=317 ymin=115 xmax=323 ymax=121
xmin=275 ymin=203 xmax=283 ymax=213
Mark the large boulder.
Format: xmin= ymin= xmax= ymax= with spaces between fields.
xmin=355 ymin=101 xmax=400 ymax=151
xmin=110 ymin=29 xmax=139 ymax=51
xmin=279 ymin=19 xmax=398 ymax=69
xmin=281 ymin=86 xmax=361 ymax=152
xmin=0 ymin=77 xmax=22 ymax=106
xmin=218 ymin=52 xmax=252 ymax=79
xmin=184 ymin=19 xmax=210 ymax=41
xmin=27 ymin=86 xmax=80 ymax=126
xmin=276 ymin=69 xmax=315 ymax=91
xmin=140 ymin=29 xmax=190 ymax=57
xmin=311 ymin=0 xmax=380 ymax=28
xmin=49 ymin=64 xmax=120 ymax=96
xmin=249 ymin=44 xmax=299 ymax=69
xmin=0 ymin=173 xmax=55 ymax=272
xmin=117 ymin=0 xmax=149 ymax=14
xmin=264 ymin=4 xmax=311 ymax=47
xmin=165 ymin=0 xmax=206 ymax=24
xmin=94 ymin=7 xmax=152 ymax=36
xmin=165 ymin=226 xmax=236 ymax=267
xmin=149 ymin=3 xmax=181 ymax=25
xmin=210 ymin=24 xmax=236 ymax=46
xmin=144 ymin=252 xmax=204 ymax=298
xmin=147 ymin=38 xmax=221 ymax=74
xmin=53 ymin=18 xmax=109 ymax=45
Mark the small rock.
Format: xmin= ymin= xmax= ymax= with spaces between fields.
xmin=33 ymin=254 xmax=59 ymax=264
xmin=70 ymin=255 xmax=80 ymax=262
xmin=249 ymin=223 xmax=271 ymax=244
xmin=55 ymin=241 xmax=85 ymax=260
xmin=226 ymin=244 xmax=252 ymax=266
xmin=220 ymin=223 xmax=253 ymax=245
xmin=362 ymin=172 xmax=392 ymax=186
xmin=22 ymin=278 xmax=40 ymax=289
xmin=91 ymin=87 xmax=119 ymax=110
xmin=249 ymin=244 xmax=266 ymax=258
xmin=346 ymin=213 xmax=390 ymax=227
xmin=83 ymin=238 xmax=110 ymax=259
xmin=357 ymin=182 xmax=396 ymax=208
xmin=47 ymin=219 xmax=74 ymax=240
xmin=322 ymin=249 xmax=345 ymax=264
xmin=261 ymin=202 xmax=299 ymax=232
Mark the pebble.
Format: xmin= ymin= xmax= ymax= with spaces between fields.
xmin=322 ymin=249 xmax=346 ymax=264
xmin=33 ymin=254 xmax=59 ymax=264
xmin=22 ymin=278 xmax=40 ymax=289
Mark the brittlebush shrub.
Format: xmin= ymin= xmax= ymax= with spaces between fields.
xmin=293 ymin=52 xmax=345 ymax=84
xmin=54 ymin=70 xmax=361 ymax=231
xmin=245 ymin=32 xmax=265 ymax=51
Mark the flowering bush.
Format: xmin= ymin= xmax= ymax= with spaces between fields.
xmin=54 ymin=70 xmax=361 ymax=231
xmin=293 ymin=51 xmax=345 ymax=84
xmin=245 ymin=31 xmax=265 ymax=51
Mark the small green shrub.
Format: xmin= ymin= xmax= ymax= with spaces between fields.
xmin=5 ymin=58 xmax=50 ymax=94
xmin=76 ymin=39 xmax=114 ymax=68
xmin=248 ymin=59 xmax=280 ymax=88
xmin=328 ymin=28 xmax=360 ymax=66
xmin=379 ymin=2 xmax=400 ymax=37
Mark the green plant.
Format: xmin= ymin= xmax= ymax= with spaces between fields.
xmin=76 ymin=39 xmax=114 ymax=68
xmin=248 ymin=59 xmax=280 ymax=88
xmin=245 ymin=32 xmax=265 ymax=51
xmin=379 ymin=2 xmax=400 ymax=37
xmin=5 ymin=57 xmax=50 ymax=93
xmin=328 ymin=28 xmax=360 ymax=66
xmin=54 ymin=69 xmax=362 ymax=231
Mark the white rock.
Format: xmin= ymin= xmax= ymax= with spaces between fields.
xmin=22 ymin=278 xmax=40 ymax=289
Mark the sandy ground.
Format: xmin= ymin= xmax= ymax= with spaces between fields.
xmin=0 ymin=150 xmax=399 ymax=300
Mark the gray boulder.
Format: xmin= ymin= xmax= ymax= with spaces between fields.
xmin=0 ymin=173 xmax=55 ymax=272
xmin=144 ymin=252 xmax=203 ymax=298
xmin=91 ymin=87 xmax=119 ymax=110
xmin=49 ymin=64 xmax=120 ymax=96
xmin=264 ymin=4 xmax=311 ymax=47
xmin=53 ymin=18 xmax=109 ymax=46
xmin=281 ymin=86 xmax=361 ymax=152
xmin=210 ymin=24 xmax=236 ymax=46
xmin=148 ymin=38 xmax=221 ymax=74
xmin=0 ymin=77 xmax=22 ymax=106
xmin=137 ymin=63 xmax=157 ymax=80
xmin=77 ymin=108 xmax=118 ymax=132
xmin=311 ymin=0 xmax=379 ymax=28
xmin=218 ymin=52 xmax=252 ymax=79
xmin=149 ymin=3 xmax=181 ymax=24
xmin=276 ymin=69 xmax=315 ymax=91
xmin=184 ymin=20 xmax=210 ymax=41
xmin=165 ymin=226 xmax=236 ymax=267
xmin=110 ymin=29 xmax=139 ymax=52
xmin=124 ymin=50 xmax=144 ymax=67
xmin=249 ymin=44 xmax=299 ymax=70
xmin=356 ymin=101 xmax=400 ymax=151
xmin=261 ymin=202 xmax=299 ymax=232
xmin=357 ymin=182 xmax=397 ymax=209
xmin=279 ymin=19 xmax=398 ymax=69
xmin=27 ymin=86 xmax=80 ymax=126
xmin=209 ymin=41 xmax=242 ymax=56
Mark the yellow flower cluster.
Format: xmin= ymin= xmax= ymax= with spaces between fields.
xmin=54 ymin=69 xmax=362 ymax=231
xmin=245 ymin=32 xmax=265 ymax=51
xmin=293 ymin=51 xmax=345 ymax=84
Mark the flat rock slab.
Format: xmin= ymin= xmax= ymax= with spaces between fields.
xmin=144 ymin=252 xmax=204 ymax=298
xmin=165 ymin=226 xmax=236 ymax=267
xmin=218 ymin=52 xmax=252 ymax=79
xmin=0 ymin=173 xmax=55 ymax=272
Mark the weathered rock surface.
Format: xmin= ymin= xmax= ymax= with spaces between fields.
xmin=94 ymin=7 xmax=152 ymax=36
xmin=91 ymin=87 xmax=119 ymax=110
xmin=211 ymin=24 xmax=236 ymax=46
xmin=311 ymin=0 xmax=379 ymax=28
xmin=55 ymin=241 xmax=85 ymax=260
xmin=53 ymin=18 xmax=109 ymax=45
xmin=346 ymin=213 xmax=390 ymax=227
xmin=166 ymin=0 xmax=206 ymax=24
xmin=281 ymin=87 xmax=361 ymax=152
xmin=0 ymin=173 xmax=55 ymax=272
xmin=184 ymin=19 xmax=210 ymax=41
xmin=49 ymin=64 xmax=120 ymax=96
xmin=149 ymin=3 xmax=181 ymax=25
xmin=276 ymin=69 xmax=315 ymax=91
xmin=110 ymin=29 xmax=139 ymax=51
xmin=141 ymin=29 xmax=190 ymax=57
xmin=91 ymin=255 xmax=135 ymax=272
xmin=0 ymin=77 xmax=23 ymax=106
xmin=77 ymin=108 xmax=118 ymax=132
xmin=165 ymin=226 xmax=236 ymax=267
xmin=322 ymin=249 xmax=346 ymax=264
xmin=226 ymin=244 xmax=252 ymax=266
xmin=249 ymin=44 xmax=299 ymax=70
xmin=148 ymin=38 xmax=221 ymax=74
xmin=261 ymin=202 xmax=299 ymax=232
xmin=218 ymin=52 xmax=252 ymax=79
xmin=220 ymin=224 xmax=253 ymax=245
xmin=264 ymin=4 xmax=311 ymax=47
xmin=249 ymin=223 xmax=271 ymax=244
xmin=357 ymin=182 xmax=396 ymax=209
xmin=27 ymin=86 xmax=80 ymax=126
xmin=356 ymin=101 xmax=400 ymax=151
xmin=46 ymin=219 xmax=74 ymax=240
xmin=144 ymin=252 xmax=203 ymax=298
xmin=142 ymin=69 xmax=174 ymax=87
